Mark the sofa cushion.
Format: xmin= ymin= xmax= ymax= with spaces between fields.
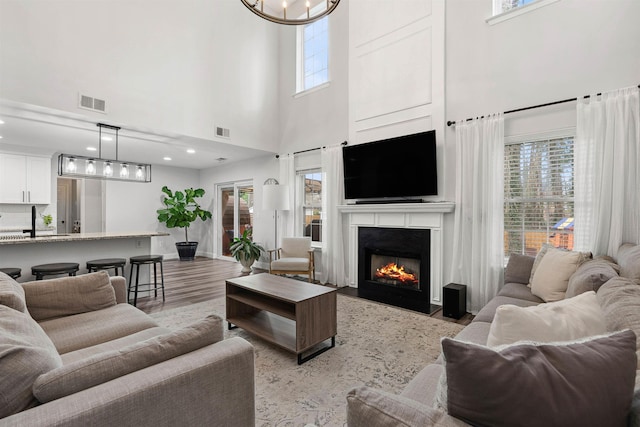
xmin=271 ymin=258 xmax=310 ymax=270
xmin=401 ymin=363 xmax=445 ymax=406
xmin=39 ymin=303 xmax=159 ymax=354
xmin=473 ymin=296 xmax=539 ymax=324
xmin=33 ymin=315 xmax=224 ymax=403
xmin=437 ymin=330 xmax=637 ymax=427
xmin=566 ymin=257 xmax=619 ymax=298
xmin=61 ymin=326 xmax=171 ymax=365
xmin=0 ymin=305 xmax=63 ymax=418
xmin=618 ymin=243 xmax=640 ymax=281
xmin=0 ymin=271 xmax=28 ymax=313
xmin=496 ymin=283 xmax=544 ymax=303
xmin=486 ymin=291 xmax=607 ymax=347
xmin=530 ymin=246 xmax=584 ymax=302
xmin=347 ymin=385 xmax=467 ymax=427
xmin=504 ymin=254 xmax=535 ymax=285
xmin=22 ymin=271 xmax=116 ymax=321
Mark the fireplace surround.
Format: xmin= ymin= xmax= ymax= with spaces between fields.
xmin=358 ymin=227 xmax=431 ymax=312
xmin=337 ymin=202 xmax=455 ymax=310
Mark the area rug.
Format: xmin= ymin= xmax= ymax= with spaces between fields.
xmin=151 ymin=294 xmax=464 ymax=427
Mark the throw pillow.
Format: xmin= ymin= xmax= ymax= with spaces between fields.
xmin=436 ymin=330 xmax=637 ymax=427
xmin=0 ymin=305 xmax=63 ymax=418
xmin=486 ymin=291 xmax=607 ymax=347
xmin=618 ymin=243 xmax=640 ymax=281
xmin=0 ymin=271 xmax=28 ymax=313
xmin=565 ymin=257 xmax=619 ymax=298
xmin=22 ymin=271 xmax=116 ymax=321
xmin=503 ymin=254 xmax=535 ymax=285
xmin=527 ymin=243 xmax=553 ymax=287
xmin=530 ymin=246 xmax=583 ymax=302
xmin=33 ymin=314 xmax=223 ymax=402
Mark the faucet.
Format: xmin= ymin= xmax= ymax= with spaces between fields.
xmin=22 ymin=206 xmax=36 ymax=238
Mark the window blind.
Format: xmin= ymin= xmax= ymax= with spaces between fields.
xmin=504 ymin=136 xmax=575 ymax=255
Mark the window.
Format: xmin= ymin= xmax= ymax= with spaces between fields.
xmin=496 ymin=0 xmax=537 ymax=14
xmin=297 ymin=16 xmax=329 ymax=93
xmin=490 ymin=0 xmax=560 ymax=22
xmin=504 ymin=136 xmax=574 ymax=256
xmin=299 ymin=169 xmax=323 ymax=244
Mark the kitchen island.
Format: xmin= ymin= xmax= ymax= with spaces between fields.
xmin=0 ymin=231 xmax=169 ymax=281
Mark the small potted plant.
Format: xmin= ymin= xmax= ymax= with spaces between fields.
xmin=230 ymin=228 xmax=264 ymax=273
xmin=41 ymin=214 xmax=53 ymax=227
xmin=156 ymin=186 xmax=212 ymax=261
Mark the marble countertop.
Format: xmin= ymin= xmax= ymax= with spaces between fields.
xmin=0 ymin=231 xmax=170 ymax=246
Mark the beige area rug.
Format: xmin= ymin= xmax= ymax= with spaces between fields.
xmin=151 ymin=294 xmax=464 ymax=427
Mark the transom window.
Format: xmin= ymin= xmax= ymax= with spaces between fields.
xmin=296 ymin=16 xmax=329 ymax=93
xmin=298 ymin=169 xmax=323 ymax=243
xmin=494 ymin=0 xmax=538 ymax=14
xmin=504 ymin=136 xmax=575 ymax=256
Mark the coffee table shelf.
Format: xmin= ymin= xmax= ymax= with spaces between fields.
xmin=226 ymin=273 xmax=337 ymax=364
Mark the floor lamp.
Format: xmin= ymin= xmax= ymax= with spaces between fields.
xmin=263 ymin=179 xmax=290 ymax=249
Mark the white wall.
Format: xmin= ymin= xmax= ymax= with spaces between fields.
xmin=442 ymin=0 xmax=640 ymax=285
xmin=104 ymin=164 xmax=200 ymax=257
xmin=277 ymin=0 xmax=349 ymax=154
xmin=0 ymin=0 xmax=281 ymax=152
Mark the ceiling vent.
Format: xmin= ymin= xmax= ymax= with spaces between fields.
xmin=78 ymin=93 xmax=107 ymax=113
xmin=215 ymin=126 xmax=230 ymax=139
xmin=216 ymin=157 xmax=228 ymax=162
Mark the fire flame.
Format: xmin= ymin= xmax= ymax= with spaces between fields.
xmin=375 ymin=263 xmax=418 ymax=284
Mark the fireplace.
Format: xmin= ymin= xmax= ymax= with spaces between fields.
xmin=358 ymin=227 xmax=431 ymax=313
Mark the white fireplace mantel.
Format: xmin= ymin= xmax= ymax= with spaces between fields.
xmin=337 ymin=202 xmax=455 ymax=304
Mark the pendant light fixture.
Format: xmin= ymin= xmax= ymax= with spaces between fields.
xmin=240 ymin=0 xmax=340 ymax=25
xmin=58 ymin=123 xmax=152 ymax=182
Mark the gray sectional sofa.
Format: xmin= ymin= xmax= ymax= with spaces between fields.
xmin=347 ymin=244 xmax=640 ymax=426
xmin=0 ymin=271 xmax=255 ymax=427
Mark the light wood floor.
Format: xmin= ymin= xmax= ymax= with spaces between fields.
xmin=134 ymin=256 xmax=473 ymax=325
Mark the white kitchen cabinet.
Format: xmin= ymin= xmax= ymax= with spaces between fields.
xmin=0 ymin=154 xmax=51 ymax=204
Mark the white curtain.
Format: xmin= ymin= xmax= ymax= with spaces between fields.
xmin=321 ymin=145 xmax=347 ymax=286
xmin=278 ymin=154 xmax=296 ymax=244
xmin=450 ymin=114 xmax=505 ymax=314
xmin=574 ymin=86 xmax=640 ymax=257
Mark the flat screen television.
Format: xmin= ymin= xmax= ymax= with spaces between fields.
xmin=343 ymin=130 xmax=437 ymax=200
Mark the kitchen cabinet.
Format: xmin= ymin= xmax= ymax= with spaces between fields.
xmin=0 ymin=154 xmax=51 ymax=204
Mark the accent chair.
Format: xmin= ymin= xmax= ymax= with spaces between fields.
xmin=268 ymin=237 xmax=315 ymax=282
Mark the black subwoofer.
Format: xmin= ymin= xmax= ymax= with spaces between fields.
xmin=443 ymin=283 xmax=467 ymax=319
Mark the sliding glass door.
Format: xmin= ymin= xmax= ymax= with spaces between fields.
xmin=218 ymin=181 xmax=254 ymax=259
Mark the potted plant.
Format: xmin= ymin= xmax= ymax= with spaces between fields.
xmin=230 ymin=228 xmax=264 ymax=273
xmin=156 ymin=186 xmax=212 ymax=261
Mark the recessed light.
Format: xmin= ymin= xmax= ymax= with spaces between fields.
xmin=0 ymin=120 xmax=4 ymax=125
xmin=101 ymin=136 xmax=112 ymax=141
xmin=86 ymin=147 xmax=97 ymax=151
xmin=0 ymin=136 xmax=3 ymax=139
xmin=163 ymin=157 xmax=172 ymax=161
xmin=187 ymin=149 xmax=195 ymax=154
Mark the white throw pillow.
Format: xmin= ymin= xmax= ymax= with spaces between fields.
xmin=530 ymin=246 xmax=583 ymax=302
xmin=486 ymin=291 xmax=607 ymax=347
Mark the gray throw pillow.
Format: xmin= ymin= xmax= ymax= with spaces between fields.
xmin=504 ymin=254 xmax=535 ymax=284
xmin=0 ymin=271 xmax=28 ymax=313
xmin=0 ymin=305 xmax=63 ymax=418
xmin=33 ymin=314 xmax=224 ymax=402
xmin=618 ymin=243 xmax=640 ymax=281
xmin=437 ymin=330 xmax=637 ymax=427
xmin=565 ymin=257 xmax=619 ymax=298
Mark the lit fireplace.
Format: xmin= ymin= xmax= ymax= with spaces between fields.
xmin=358 ymin=227 xmax=431 ymax=313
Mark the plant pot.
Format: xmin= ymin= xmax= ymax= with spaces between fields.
xmin=239 ymin=257 xmax=255 ymax=273
xmin=176 ymin=242 xmax=198 ymax=261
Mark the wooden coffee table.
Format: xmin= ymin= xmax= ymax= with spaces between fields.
xmin=226 ymin=273 xmax=337 ymax=364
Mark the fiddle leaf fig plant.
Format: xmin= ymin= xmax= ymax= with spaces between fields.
xmin=156 ymin=186 xmax=212 ymax=242
xmin=230 ymin=229 xmax=264 ymax=262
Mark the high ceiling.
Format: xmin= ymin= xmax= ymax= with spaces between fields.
xmin=0 ymin=101 xmax=275 ymax=170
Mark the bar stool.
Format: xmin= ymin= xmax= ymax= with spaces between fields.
xmin=31 ymin=263 xmax=79 ymax=280
xmin=128 ymin=255 xmax=165 ymax=307
xmin=87 ymin=258 xmax=126 ymax=276
xmin=0 ymin=268 xmax=22 ymax=280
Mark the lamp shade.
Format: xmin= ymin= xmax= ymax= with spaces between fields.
xmin=263 ymin=184 xmax=290 ymax=211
